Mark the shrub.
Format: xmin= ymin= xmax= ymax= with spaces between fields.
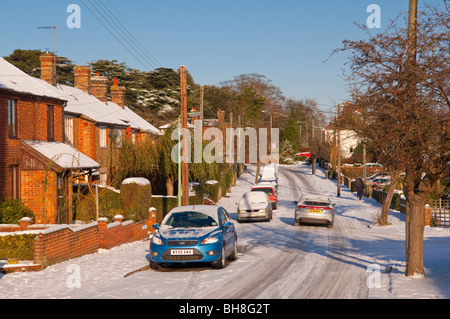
xmin=0 ymin=196 xmax=34 ymax=224
xmin=121 ymin=179 xmax=152 ymax=222
xmin=0 ymin=234 xmax=36 ymax=260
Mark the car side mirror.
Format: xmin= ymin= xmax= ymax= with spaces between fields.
xmin=293 ymin=200 xmax=297 ymax=205
xmin=152 ymin=223 xmax=159 ymax=229
xmin=223 ymin=221 xmax=233 ymax=228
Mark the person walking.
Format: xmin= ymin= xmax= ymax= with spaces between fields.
xmin=355 ymin=176 xmax=365 ymax=200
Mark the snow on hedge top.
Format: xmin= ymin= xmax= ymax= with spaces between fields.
xmin=122 ymin=177 xmax=151 ymax=186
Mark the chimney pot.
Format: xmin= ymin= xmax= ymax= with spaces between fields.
xmin=91 ymin=75 xmax=108 ymax=103
xmin=111 ymin=78 xmax=126 ymax=108
xmin=74 ymin=66 xmax=92 ymax=94
xmin=40 ymin=52 xmax=57 ymax=86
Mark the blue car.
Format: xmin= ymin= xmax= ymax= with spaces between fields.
xmin=150 ymin=205 xmax=238 ymax=269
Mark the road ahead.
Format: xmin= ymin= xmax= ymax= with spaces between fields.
xmin=188 ymin=165 xmax=369 ymax=299
xmin=0 ymin=165 xmax=373 ymax=299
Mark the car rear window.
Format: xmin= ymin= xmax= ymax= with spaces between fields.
xmin=303 ymin=201 xmax=329 ymax=206
xmin=252 ymin=188 xmax=273 ymax=196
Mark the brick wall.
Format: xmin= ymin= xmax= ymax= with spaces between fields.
xmin=33 ymin=224 xmax=99 ymax=268
xmin=21 ymin=170 xmax=57 ymax=224
xmin=77 ymin=118 xmax=96 ymax=160
xmin=29 ymin=214 xmax=153 ymax=269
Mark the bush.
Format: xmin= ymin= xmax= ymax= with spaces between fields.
xmin=0 ymin=234 xmax=36 ymax=260
xmin=121 ymin=178 xmax=152 ymax=222
xmin=0 ymin=196 xmax=34 ymax=224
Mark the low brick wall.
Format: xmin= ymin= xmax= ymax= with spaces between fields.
xmin=1 ymin=213 xmax=156 ymax=270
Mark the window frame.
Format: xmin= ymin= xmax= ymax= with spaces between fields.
xmin=99 ymin=126 xmax=107 ymax=149
xmin=64 ymin=115 xmax=74 ymax=144
xmin=47 ymin=105 xmax=55 ymax=141
xmin=8 ymin=99 xmax=18 ymax=138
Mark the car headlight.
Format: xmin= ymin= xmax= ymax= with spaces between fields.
xmin=151 ymin=235 xmax=163 ymax=245
xmin=201 ymin=236 xmax=219 ymax=245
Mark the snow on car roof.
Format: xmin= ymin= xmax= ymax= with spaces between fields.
xmin=253 ymin=183 xmax=275 ymax=189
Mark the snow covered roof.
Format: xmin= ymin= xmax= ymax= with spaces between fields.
xmin=117 ymin=106 xmax=161 ymax=134
xmin=50 ymin=84 xmax=128 ymax=127
xmin=23 ymin=140 xmax=100 ymax=170
xmin=0 ymin=57 xmax=64 ymax=101
xmin=0 ymin=57 xmax=160 ymax=134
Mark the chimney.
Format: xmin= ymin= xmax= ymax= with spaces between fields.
xmin=40 ymin=51 xmax=57 ymax=86
xmin=110 ymin=78 xmax=126 ymax=108
xmin=74 ymin=66 xmax=92 ymax=94
xmin=90 ymin=73 xmax=108 ymax=102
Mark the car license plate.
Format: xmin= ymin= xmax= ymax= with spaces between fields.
xmin=308 ymin=209 xmax=322 ymax=213
xmin=171 ymin=249 xmax=194 ymax=256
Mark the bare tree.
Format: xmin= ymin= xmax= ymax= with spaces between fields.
xmin=337 ymin=3 xmax=449 ymax=276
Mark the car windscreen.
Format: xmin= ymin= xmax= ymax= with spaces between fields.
xmin=252 ymin=188 xmax=273 ymax=196
xmin=163 ymin=211 xmax=218 ymax=228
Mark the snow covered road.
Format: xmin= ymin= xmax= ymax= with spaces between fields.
xmin=1 ymin=164 xmax=449 ymax=299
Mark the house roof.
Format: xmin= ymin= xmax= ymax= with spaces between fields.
xmin=0 ymin=57 xmax=64 ymax=101
xmin=0 ymin=57 xmax=161 ymax=135
xmin=23 ymin=140 xmax=100 ymax=170
xmin=51 ymin=84 xmax=128 ymax=127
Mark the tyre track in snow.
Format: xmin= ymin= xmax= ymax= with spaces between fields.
xmin=192 ymin=166 xmax=315 ymax=299
xmin=282 ymin=165 xmax=368 ymax=299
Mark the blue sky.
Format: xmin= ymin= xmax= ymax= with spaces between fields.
xmin=0 ymin=0 xmax=443 ymax=114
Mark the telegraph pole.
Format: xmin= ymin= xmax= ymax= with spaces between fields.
xmin=180 ymin=66 xmax=189 ymax=206
xmin=200 ymin=85 xmax=205 ymax=132
xmin=337 ymin=104 xmax=341 ymax=197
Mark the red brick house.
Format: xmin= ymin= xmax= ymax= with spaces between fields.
xmin=39 ymin=53 xmax=160 ymax=186
xmin=0 ymin=57 xmax=100 ymax=224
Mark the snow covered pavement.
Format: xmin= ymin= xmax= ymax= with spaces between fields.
xmin=0 ymin=164 xmax=449 ymax=299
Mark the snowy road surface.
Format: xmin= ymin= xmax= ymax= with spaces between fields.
xmin=1 ymin=164 xmax=449 ymax=299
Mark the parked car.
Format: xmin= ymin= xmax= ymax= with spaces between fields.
xmin=237 ymin=191 xmax=273 ymax=222
xmin=150 ymin=205 xmax=238 ymax=269
xmin=371 ymin=177 xmax=391 ymax=189
xmin=294 ymin=194 xmax=336 ymax=228
xmin=366 ymin=163 xmax=384 ymax=167
xmin=251 ymin=182 xmax=278 ymax=209
xmin=366 ymin=172 xmax=390 ymax=181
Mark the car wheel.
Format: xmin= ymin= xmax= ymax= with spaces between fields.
xmin=228 ymin=238 xmax=238 ymax=261
xmin=212 ymin=244 xmax=226 ymax=269
xmin=150 ymin=260 xmax=161 ymax=270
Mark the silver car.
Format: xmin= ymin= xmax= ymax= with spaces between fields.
xmin=237 ymin=191 xmax=273 ymax=222
xmin=294 ymin=194 xmax=336 ymax=228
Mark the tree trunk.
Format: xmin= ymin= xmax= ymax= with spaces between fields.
xmin=404 ymin=189 xmax=426 ymax=277
xmin=166 ymin=176 xmax=174 ymax=196
xmin=255 ymin=159 xmax=261 ymax=184
xmin=312 ymin=157 xmax=316 ymax=175
xmin=378 ymin=172 xmax=400 ymax=226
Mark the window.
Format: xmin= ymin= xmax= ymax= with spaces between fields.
xmin=114 ymin=129 xmax=122 ymax=148
xmin=99 ymin=127 xmax=107 ymax=148
xmin=8 ymin=99 xmax=18 ymax=138
xmin=64 ymin=116 xmax=74 ymax=144
xmin=100 ymin=173 xmax=107 ymax=186
xmin=47 ymin=105 xmax=54 ymax=141
xmin=10 ymin=165 xmax=19 ymax=199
